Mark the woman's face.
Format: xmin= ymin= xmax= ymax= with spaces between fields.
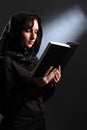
xmin=21 ymin=19 xmax=39 ymax=48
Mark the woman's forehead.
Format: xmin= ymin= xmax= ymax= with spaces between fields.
xmin=24 ymin=19 xmax=39 ymax=29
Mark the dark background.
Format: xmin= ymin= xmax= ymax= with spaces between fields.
xmin=0 ymin=0 xmax=87 ymax=130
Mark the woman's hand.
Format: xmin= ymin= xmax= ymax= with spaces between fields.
xmin=33 ymin=65 xmax=61 ymax=87
xmin=42 ymin=65 xmax=61 ymax=84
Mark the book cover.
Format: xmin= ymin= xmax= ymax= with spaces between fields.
xmin=32 ymin=41 xmax=80 ymax=77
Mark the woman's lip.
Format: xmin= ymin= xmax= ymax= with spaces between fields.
xmin=28 ymin=41 xmax=34 ymax=44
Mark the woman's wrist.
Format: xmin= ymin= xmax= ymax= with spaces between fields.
xmin=33 ymin=78 xmax=46 ymax=88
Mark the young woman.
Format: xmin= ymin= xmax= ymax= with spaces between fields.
xmin=0 ymin=12 xmax=61 ymax=130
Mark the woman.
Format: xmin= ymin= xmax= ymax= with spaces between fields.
xmin=0 ymin=12 xmax=61 ymax=130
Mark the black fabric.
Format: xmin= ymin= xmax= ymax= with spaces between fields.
xmin=0 ymin=114 xmax=46 ymax=130
xmin=0 ymin=51 xmax=55 ymax=130
xmin=0 ymin=12 xmax=55 ymax=130
xmin=0 ymin=12 xmax=42 ymax=54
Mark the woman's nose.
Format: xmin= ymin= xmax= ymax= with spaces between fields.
xmin=30 ymin=31 xmax=35 ymax=39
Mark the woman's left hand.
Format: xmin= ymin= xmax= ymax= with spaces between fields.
xmin=42 ymin=65 xmax=61 ymax=85
xmin=33 ymin=65 xmax=61 ymax=88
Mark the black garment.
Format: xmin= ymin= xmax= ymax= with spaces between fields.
xmin=0 ymin=51 xmax=55 ymax=130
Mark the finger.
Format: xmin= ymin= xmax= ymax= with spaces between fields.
xmin=46 ymin=68 xmax=57 ymax=82
xmin=58 ymin=65 xmax=61 ymax=71
xmin=54 ymin=73 xmax=60 ymax=82
xmin=58 ymin=65 xmax=61 ymax=78
xmin=53 ymin=69 xmax=61 ymax=82
xmin=44 ymin=66 xmax=53 ymax=76
xmin=53 ymin=76 xmax=58 ymax=83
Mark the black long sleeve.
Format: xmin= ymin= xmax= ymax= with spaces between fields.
xmin=0 ymin=55 xmax=43 ymax=100
xmin=0 ymin=55 xmax=56 ymax=117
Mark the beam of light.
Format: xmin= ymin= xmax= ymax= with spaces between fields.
xmin=37 ymin=5 xmax=87 ymax=58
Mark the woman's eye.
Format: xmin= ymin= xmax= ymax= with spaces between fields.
xmin=24 ymin=28 xmax=31 ymax=32
xmin=35 ymin=31 xmax=38 ymax=34
xmin=26 ymin=29 xmax=31 ymax=32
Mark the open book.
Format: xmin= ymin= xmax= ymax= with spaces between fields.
xmin=32 ymin=41 xmax=80 ymax=77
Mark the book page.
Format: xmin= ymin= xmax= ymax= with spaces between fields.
xmin=50 ymin=41 xmax=71 ymax=48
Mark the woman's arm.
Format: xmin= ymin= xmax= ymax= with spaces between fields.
xmin=0 ymin=56 xmax=61 ymax=101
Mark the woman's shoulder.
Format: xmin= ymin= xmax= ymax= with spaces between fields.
xmin=0 ymin=53 xmax=12 ymax=66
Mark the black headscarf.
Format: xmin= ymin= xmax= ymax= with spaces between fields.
xmin=0 ymin=12 xmax=43 ymax=71
xmin=0 ymin=11 xmax=43 ymax=55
